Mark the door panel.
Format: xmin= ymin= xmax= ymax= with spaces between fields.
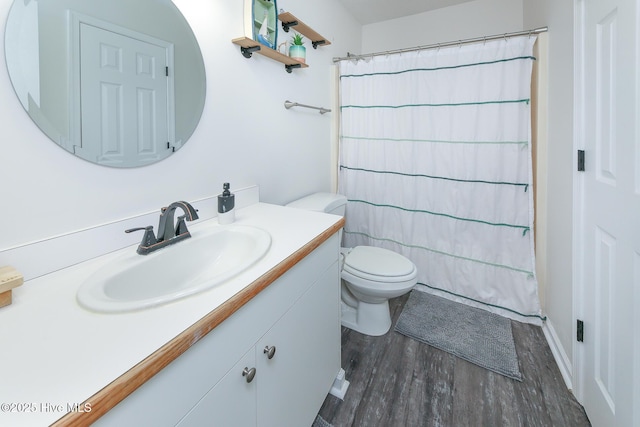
xmin=579 ymin=0 xmax=639 ymax=425
xmin=78 ymin=23 xmax=169 ymax=167
xmin=593 ymin=227 xmax=616 ymax=411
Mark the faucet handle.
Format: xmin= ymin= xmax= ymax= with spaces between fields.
xmin=125 ymin=226 xmax=158 ymax=254
xmin=125 ymin=226 xmax=148 ymax=234
xmin=175 ymin=215 xmax=190 ymax=236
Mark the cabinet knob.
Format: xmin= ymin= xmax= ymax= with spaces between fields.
xmin=263 ymin=345 xmax=277 ymax=359
xmin=242 ymin=367 xmax=256 ymax=383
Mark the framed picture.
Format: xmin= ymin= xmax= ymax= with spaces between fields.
xmin=245 ymin=0 xmax=277 ymax=50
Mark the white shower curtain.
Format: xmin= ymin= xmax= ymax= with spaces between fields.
xmin=338 ymin=36 xmax=543 ymax=324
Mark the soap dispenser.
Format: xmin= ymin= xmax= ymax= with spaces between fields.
xmin=217 ymin=182 xmax=235 ymax=224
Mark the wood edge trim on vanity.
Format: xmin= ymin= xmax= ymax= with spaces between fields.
xmin=52 ymin=218 xmax=344 ymax=426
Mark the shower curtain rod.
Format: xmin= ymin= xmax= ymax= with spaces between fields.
xmin=332 ymin=26 xmax=548 ymax=62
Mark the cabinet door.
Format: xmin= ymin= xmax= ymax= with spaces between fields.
xmin=256 ymin=262 xmax=340 ymax=427
xmin=177 ymin=348 xmax=257 ymax=427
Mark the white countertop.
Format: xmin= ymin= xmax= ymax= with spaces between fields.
xmin=0 ymin=203 xmax=341 ymax=427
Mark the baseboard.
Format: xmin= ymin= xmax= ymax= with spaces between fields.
xmin=542 ymin=319 xmax=574 ymax=391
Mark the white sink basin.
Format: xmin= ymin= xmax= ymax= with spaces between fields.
xmin=77 ymin=225 xmax=271 ymax=313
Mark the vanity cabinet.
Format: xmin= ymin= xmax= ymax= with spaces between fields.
xmin=178 ymin=263 xmax=339 ymax=427
xmin=94 ymin=233 xmax=341 ymax=427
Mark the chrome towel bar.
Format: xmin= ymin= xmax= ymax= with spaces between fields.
xmin=284 ymin=100 xmax=331 ymax=114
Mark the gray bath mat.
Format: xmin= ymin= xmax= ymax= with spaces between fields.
xmin=395 ymin=290 xmax=522 ymax=381
xmin=313 ymin=414 xmax=333 ymax=427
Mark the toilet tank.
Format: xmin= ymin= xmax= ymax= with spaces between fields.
xmin=286 ymin=192 xmax=348 ymax=217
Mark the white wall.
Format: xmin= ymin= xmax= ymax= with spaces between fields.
xmin=361 ymin=0 xmax=524 ymax=53
xmin=523 ymin=0 xmax=576 ymax=375
xmin=0 ymin=1 xmax=361 ymax=274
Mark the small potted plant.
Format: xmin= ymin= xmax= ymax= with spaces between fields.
xmin=289 ymin=33 xmax=306 ymax=63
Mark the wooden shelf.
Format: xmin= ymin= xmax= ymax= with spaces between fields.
xmin=232 ymin=37 xmax=309 ymax=73
xmin=278 ymin=12 xmax=331 ymax=49
xmin=0 ymin=266 xmax=23 ymax=308
xmin=233 ymin=8 xmax=328 ymax=72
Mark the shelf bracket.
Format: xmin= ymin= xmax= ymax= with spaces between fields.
xmin=240 ymin=45 xmax=261 ymax=58
xmin=281 ymin=20 xmax=298 ymax=33
xmin=312 ymin=40 xmax=327 ymax=49
xmin=285 ymin=63 xmax=302 ymax=73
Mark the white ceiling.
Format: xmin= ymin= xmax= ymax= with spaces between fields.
xmin=337 ymin=0 xmax=475 ymax=25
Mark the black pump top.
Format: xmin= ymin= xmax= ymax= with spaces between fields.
xmin=222 ymin=182 xmax=231 ymax=197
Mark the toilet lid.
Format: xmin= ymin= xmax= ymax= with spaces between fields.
xmin=343 ymin=246 xmax=416 ymax=279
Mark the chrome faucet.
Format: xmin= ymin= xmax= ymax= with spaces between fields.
xmin=126 ymin=201 xmax=199 ymax=255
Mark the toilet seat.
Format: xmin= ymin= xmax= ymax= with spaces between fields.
xmin=343 ymin=246 xmax=417 ymax=283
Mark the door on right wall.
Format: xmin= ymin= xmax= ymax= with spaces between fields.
xmin=577 ymin=0 xmax=639 ymax=425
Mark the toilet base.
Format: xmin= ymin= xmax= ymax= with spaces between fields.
xmin=340 ymin=299 xmax=392 ymax=336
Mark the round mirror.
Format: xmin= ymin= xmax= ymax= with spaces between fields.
xmin=4 ymin=0 xmax=206 ymax=168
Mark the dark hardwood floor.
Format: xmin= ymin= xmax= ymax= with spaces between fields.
xmin=318 ymin=292 xmax=591 ymax=427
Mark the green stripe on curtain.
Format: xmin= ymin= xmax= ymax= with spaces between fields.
xmin=341 ymin=99 xmax=530 ymax=110
xmin=348 ymin=199 xmax=531 ymax=234
xmin=418 ymin=283 xmax=547 ymax=321
xmin=344 ymin=230 xmax=535 ymax=276
xmin=340 ymin=165 xmax=530 ymax=191
xmin=340 ymin=56 xmax=537 ymax=79
xmin=340 ymin=135 xmax=529 ymax=146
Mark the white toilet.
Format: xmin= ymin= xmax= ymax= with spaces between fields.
xmin=287 ymin=193 xmax=418 ymax=336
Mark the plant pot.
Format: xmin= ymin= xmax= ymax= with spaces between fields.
xmin=289 ymin=45 xmax=306 ymax=63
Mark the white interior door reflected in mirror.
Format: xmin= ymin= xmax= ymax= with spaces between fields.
xmin=4 ymin=0 xmax=205 ymax=168
xmin=77 ymin=22 xmax=174 ymax=167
